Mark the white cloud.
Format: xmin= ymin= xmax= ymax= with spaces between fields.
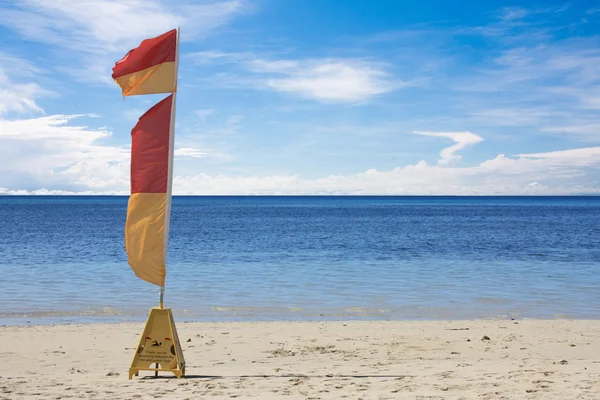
xmin=251 ymin=58 xmax=402 ymax=103
xmin=190 ymin=53 xmax=403 ymax=103
xmin=0 ymin=53 xmax=130 ymax=191
xmin=165 ymin=145 xmax=600 ymax=195
xmin=0 ymin=188 xmax=102 ymax=195
xmin=0 ymin=109 xmax=232 ymax=193
xmin=412 ymin=131 xmax=484 ymax=165
xmin=3 ymin=137 xmax=600 ymax=195
xmin=0 ymin=114 xmax=129 ymax=191
xmin=175 ymin=148 xmax=209 ymax=158
xmin=195 ymin=54 xmax=404 ymax=103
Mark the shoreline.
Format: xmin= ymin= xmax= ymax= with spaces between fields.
xmin=2 ymin=303 xmax=597 ymax=328
xmin=3 ymin=315 xmax=600 ymax=326
xmin=3 ymin=314 xmax=599 ymax=328
xmin=2 ymin=319 xmax=599 ymax=399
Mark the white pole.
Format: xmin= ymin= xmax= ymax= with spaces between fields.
xmin=161 ymin=27 xmax=180 ymax=308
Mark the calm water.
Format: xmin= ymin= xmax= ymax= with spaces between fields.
xmin=1 ymin=196 xmax=599 ymax=325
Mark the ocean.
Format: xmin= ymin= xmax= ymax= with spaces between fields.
xmin=1 ymin=195 xmax=599 ymax=325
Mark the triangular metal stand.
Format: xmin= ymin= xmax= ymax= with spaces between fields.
xmin=129 ymin=307 xmax=185 ymax=379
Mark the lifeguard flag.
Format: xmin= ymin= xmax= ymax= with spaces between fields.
xmin=112 ymin=29 xmax=177 ymax=96
xmin=124 ymin=94 xmax=174 ymax=286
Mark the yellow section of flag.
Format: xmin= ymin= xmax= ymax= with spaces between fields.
xmin=125 ymin=193 xmax=167 ymax=287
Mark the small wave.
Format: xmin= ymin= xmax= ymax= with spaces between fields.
xmin=0 ymin=307 xmax=130 ymax=319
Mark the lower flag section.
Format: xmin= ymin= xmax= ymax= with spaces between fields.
xmin=125 ymin=193 xmax=167 ymax=286
xmin=124 ymin=94 xmax=174 ymax=287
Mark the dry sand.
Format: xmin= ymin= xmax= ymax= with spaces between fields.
xmin=1 ymin=319 xmax=599 ymax=399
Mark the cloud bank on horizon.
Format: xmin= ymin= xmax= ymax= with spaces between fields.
xmin=1 ymin=0 xmax=600 ymax=195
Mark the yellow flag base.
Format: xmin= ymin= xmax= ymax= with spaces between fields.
xmin=129 ymin=307 xmax=185 ymax=379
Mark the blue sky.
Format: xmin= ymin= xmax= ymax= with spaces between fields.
xmin=1 ymin=0 xmax=600 ymax=194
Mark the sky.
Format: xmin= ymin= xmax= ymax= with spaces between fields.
xmin=1 ymin=0 xmax=600 ymax=195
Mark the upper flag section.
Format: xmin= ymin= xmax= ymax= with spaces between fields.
xmin=112 ymin=29 xmax=177 ymax=96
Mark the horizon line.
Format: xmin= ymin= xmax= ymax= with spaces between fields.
xmin=2 ymin=194 xmax=600 ymax=197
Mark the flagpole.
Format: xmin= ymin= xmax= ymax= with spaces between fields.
xmin=161 ymin=26 xmax=180 ymax=309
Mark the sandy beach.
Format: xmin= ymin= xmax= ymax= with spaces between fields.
xmin=1 ymin=319 xmax=599 ymax=399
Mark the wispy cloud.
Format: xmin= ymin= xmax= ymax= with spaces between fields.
xmin=0 ymin=0 xmax=248 ymax=85
xmin=542 ymin=122 xmax=600 ymax=139
xmin=0 ymin=0 xmax=247 ymax=54
xmin=499 ymin=7 xmax=530 ymax=22
xmin=412 ymin=131 xmax=484 ymax=165
xmin=187 ymin=50 xmax=251 ymax=64
xmin=0 ymin=54 xmax=51 ymax=116
xmin=173 ymin=111 xmax=242 ymax=163
xmin=0 ymin=51 xmax=44 ymax=79
xmin=429 ymin=10 xmax=600 ymax=143
xmin=122 ymin=107 xmax=149 ymax=123
xmin=467 ymin=108 xmax=556 ymax=127
xmin=195 ymin=109 xmax=215 ymax=120
xmin=516 ymin=146 xmax=600 ymax=164
xmin=0 ymin=71 xmax=46 ymax=116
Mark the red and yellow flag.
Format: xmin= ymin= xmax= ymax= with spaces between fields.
xmin=124 ymin=94 xmax=174 ymax=287
xmin=113 ymin=28 xmax=179 ymax=289
xmin=112 ymin=29 xmax=177 ymax=96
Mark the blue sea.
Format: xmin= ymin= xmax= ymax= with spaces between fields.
xmin=1 ymin=196 xmax=599 ymax=325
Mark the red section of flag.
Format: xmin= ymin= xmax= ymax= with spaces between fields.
xmin=130 ymin=94 xmax=172 ymax=193
xmin=112 ymin=29 xmax=176 ymax=78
